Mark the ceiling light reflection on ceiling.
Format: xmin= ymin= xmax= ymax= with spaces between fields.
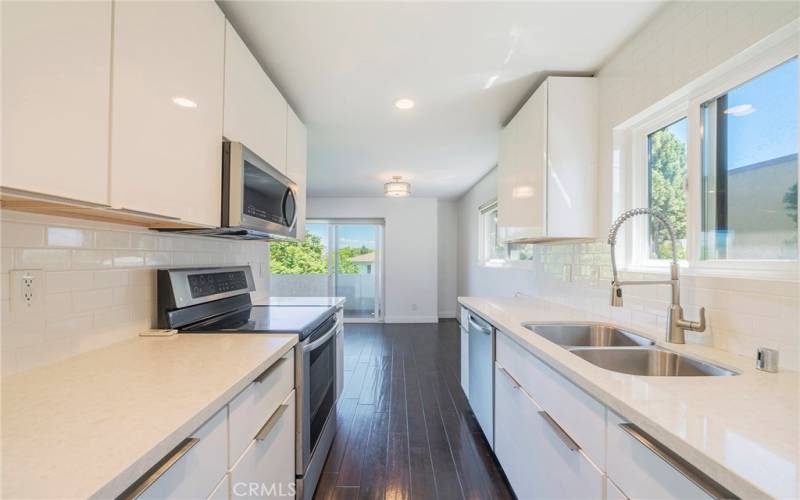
xmin=393 ymin=98 xmax=415 ymax=110
xmin=384 ymin=176 xmax=411 ymax=197
xmin=484 ymin=74 xmax=499 ymax=90
xmin=723 ymin=104 xmax=755 ymax=116
xmin=172 ymin=96 xmax=198 ymax=108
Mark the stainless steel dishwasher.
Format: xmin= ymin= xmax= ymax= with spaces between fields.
xmin=467 ymin=311 xmax=495 ymax=447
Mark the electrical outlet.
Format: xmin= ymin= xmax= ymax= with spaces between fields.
xmin=411 ymin=303 xmax=418 ymax=311
xmin=10 ymin=269 xmax=44 ymax=312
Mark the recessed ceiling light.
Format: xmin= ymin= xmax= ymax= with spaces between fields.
xmin=172 ymin=96 xmax=198 ymax=108
xmin=393 ymin=98 xmax=415 ymax=110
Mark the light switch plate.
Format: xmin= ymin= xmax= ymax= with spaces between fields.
xmin=10 ymin=269 xmax=44 ymax=313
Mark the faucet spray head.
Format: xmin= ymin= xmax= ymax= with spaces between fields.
xmin=611 ymin=282 xmax=624 ymax=307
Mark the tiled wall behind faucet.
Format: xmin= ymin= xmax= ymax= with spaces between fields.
xmin=0 ymin=210 xmax=270 ymax=376
xmin=526 ymin=242 xmax=799 ymax=370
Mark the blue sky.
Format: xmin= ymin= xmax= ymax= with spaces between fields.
xmin=725 ymin=57 xmax=797 ymax=169
xmin=659 ymin=57 xmax=797 ymax=171
xmin=306 ymin=223 xmax=377 ymax=250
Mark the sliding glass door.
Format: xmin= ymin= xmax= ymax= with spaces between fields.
xmin=270 ymin=219 xmax=384 ymax=321
xmin=334 ymin=223 xmax=382 ymax=320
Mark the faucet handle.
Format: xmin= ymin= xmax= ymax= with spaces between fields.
xmin=690 ymin=307 xmax=706 ymax=332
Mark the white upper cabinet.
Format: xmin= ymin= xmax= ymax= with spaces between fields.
xmin=110 ymin=1 xmax=225 ymax=226
xmin=286 ymin=106 xmax=308 ymax=240
xmin=497 ymin=76 xmax=598 ymax=242
xmin=1 ymin=1 xmax=112 ymax=205
xmin=223 ymin=21 xmax=288 ymax=174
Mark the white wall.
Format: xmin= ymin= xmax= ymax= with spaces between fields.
xmin=306 ymin=197 xmax=439 ymax=323
xmin=456 ymin=2 xmax=800 ymax=369
xmin=0 ymin=210 xmax=270 ymax=375
xmin=437 ymin=199 xmax=458 ymax=318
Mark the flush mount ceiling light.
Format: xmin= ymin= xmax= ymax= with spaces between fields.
xmin=172 ymin=96 xmax=198 ymax=108
xmin=384 ymin=176 xmax=411 ymax=197
xmin=723 ymin=103 xmax=755 ymax=116
xmin=393 ymin=98 xmax=415 ymax=110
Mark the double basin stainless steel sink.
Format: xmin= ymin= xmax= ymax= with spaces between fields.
xmin=523 ymin=323 xmax=737 ymax=377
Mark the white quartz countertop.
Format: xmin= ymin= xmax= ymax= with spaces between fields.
xmin=1 ymin=333 xmax=297 ymax=499
xmin=459 ymin=296 xmax=799 ymax=500
xmin=254 ymin=296 xmax=346 ymax=307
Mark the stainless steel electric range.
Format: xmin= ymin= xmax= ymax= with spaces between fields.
xmin=157 ymin=266 xmax=338 ymax=500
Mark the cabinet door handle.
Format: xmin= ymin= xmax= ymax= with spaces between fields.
xmin=468 ymin=316 xmax=492 ymax=335
xmin=117 ymin=438 xmax=200 ymax=499
xmin=538 ymin=411 xmax=580 ymax=452
xmin=254 ymin=357 xmax=287 ymax=384
xmin=255 ymin=404 xmax=289 ymax=441
xmin=618 ymin=423 xmax=737 ymax=499
xmin=498 ymin=366 xmax=521 ymax=389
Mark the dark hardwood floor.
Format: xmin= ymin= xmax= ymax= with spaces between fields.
xmin=313 ymin=320 xmax=514 ymax=500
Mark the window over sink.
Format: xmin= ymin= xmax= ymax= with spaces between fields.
xmin=623 ymin=33 xmax=798 ymax=278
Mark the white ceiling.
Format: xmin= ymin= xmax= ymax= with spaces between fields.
xmin=220 ymin=1 xmax=665 ymax=199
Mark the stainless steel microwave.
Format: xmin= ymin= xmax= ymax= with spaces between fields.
xmin=220 ymin=141 xmax=298 ymax=240
xmin=159 ymin=142 xmax=298 ymax=240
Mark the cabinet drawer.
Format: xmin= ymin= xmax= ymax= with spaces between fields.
xmin=229 ymin=353 xmax=294 ymax=464
xmin=494 ymin=363 xmax=604 ymax=499
xmin=607 ymin=412 xmax=720 ymax=500
xmin=496 ymin=331 xmax=605 ymax=466
xmin=230 ymin=391 xmax=296 ymax=499
xmin=135 ymin=407 xmax=228 ymax=500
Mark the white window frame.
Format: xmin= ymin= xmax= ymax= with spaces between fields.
xmin=623 ymin=27 xmax=799 ymax=279
xmin=478 ymin=200 xmax=507 ymax=267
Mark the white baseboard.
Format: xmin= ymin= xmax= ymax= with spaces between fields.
xmin=438 ymin=310 xmax=457 ymax=319
xmin=383 ymin=315 xmax=439 ymax=324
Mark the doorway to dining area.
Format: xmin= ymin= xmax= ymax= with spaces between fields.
xmin=271 ymin=219 xmax=385 ymax=322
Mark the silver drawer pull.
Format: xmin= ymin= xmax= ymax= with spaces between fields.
xmin=498 ymin=366 xmax=521 ymax=389
xmin=117 ymin=438 xmax=200 ymax=499
xmin=254 ymin=357 xmax=287 ymax=384
xmin=255 ymin=404 xmax=289 ymax=441
xmin=618 ymin=423 xmax=736 ymax=499
xmin=538 ymin=411 xmax=580 ymax=452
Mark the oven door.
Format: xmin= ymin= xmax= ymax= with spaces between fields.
xmin=223 ymin=141 xmax=297 ymax=239
xmin=297 ymin=318 xmax=338 ymax=472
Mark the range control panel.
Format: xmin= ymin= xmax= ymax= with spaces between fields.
xmin=187 ymin=271 xmax=249 ymax=298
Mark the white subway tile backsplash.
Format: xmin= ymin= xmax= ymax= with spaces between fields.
xmin=47 ymin=227 xmax=93 ymax=248
xmin=93 ymin=270 xmax=129 ymax=289
xmin=73 ymin=289 xmax=115 ymax=312
xmin=15 ymin=248 xmax=71 ymax=270
xmin=95 ymin=230 xmax=131 ymax=249
xmin=112 ymin=251 xmax=144 ymax=268
xmin=72 ymin=250 xmax=114 ymax=270
xmin=47 ymin=271 xmax=94 ymax=293
xmin=0 ymin=209 xmax=271 ymax=375
xmin=2 ymin=222 xmax=45 ymax=247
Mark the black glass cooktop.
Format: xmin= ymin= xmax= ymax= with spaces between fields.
xmin=182 ymin=305 xmax=335 ymax=340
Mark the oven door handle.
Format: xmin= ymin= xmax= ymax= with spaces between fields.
xmin=303 ymin=326 xmax=337 ymax=353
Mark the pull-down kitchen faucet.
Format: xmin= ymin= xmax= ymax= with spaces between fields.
xmin=607 ymin=208 xmax=705 ymax=344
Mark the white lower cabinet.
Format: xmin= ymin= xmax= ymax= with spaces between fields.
xmin=494 ymin=363 xmax=604 ymax=499
xmin=230 ymin=391 xmax=297 ymax=499
xmin=607 ymin=412 xmax=713 ymax=500
xmin=228 ymin=354 xmax=295 ymax=464
xmin=137 ymin=407 xmax=228 ymax=500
